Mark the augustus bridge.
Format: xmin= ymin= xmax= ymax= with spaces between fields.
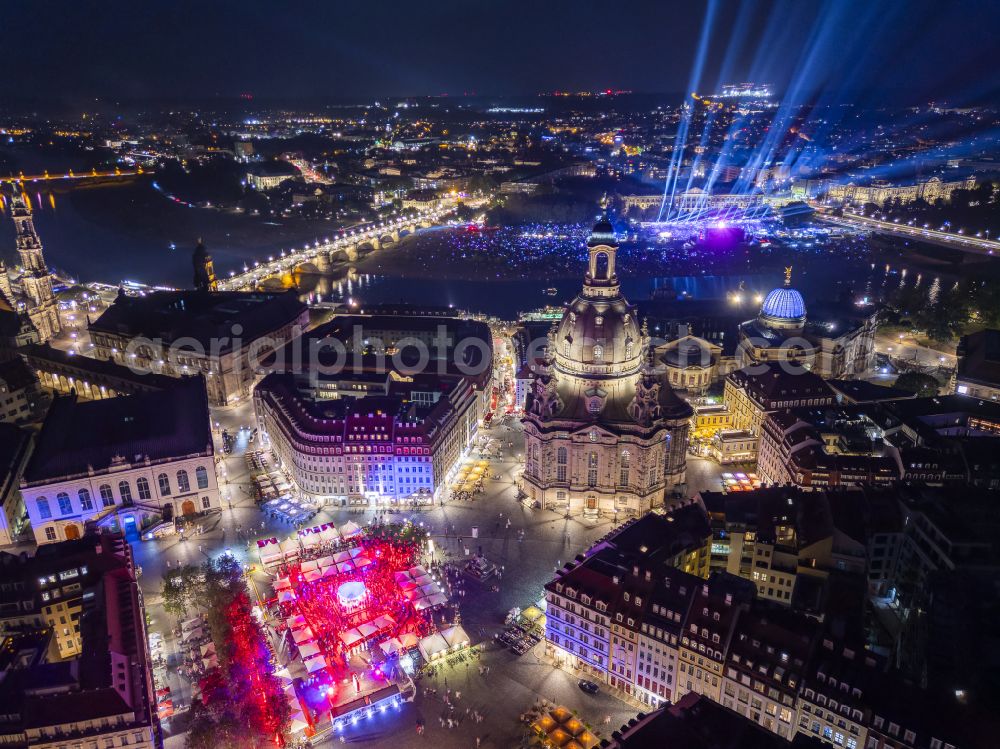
xmin=218 ymin=206 xmax=454 ymax=291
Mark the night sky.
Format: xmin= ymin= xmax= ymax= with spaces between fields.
xmin=1 ymin=0 xmax=997 ymax=104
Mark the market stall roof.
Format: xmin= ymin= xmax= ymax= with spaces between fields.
xmin=305 ymin=656 xmax=328 ymax=673
xmin=357 ymin=622 xmax=378 ymax=639
xmin=298 ymin=642 xmax=321 ymax=660
xmin=277 ymin=590 xmax=296 ymax=604
xmin=291 ymin=627 xmax=315 ymax=645
xmin=285 ymin=614 xmax=306 ymax=630
xmin=371 ymin=614 xmax=395 ymax=631
xmin=300 ymin=559 xmax=319 ymax=573
xmin=340 ymin=521 xmax=362 ymax=538
xmin=417 ymin=632 xmax=450 ymax=661
xmin=181 ymin=627 xmax=203 ymax=641
xmin=379 ymin=638 xmax=404 ymax=656
xmin=426 ymin=593 xmax=449 ymax=608
xmin=317 ymin=555 xmax=335 ymax=568
xmin=339 ymin=628 xmax=364 ymax=648
xmin=274 ymin=577 xmax=292 ymax=591
xmin=303 ymin=568 xmax=323 ymax=583
xmin=334 ymin=550 xmax=353 ymax=563
xmin=440 ymin=625 xmax=470 ymax=649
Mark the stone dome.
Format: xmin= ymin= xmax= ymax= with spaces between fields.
xmin=554 ymin=294 xmax=642 ymax=378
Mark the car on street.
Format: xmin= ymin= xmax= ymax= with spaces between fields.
xmin=578 ymin=679 xmax=599 ymax=694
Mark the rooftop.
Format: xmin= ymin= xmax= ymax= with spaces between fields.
xmin=23 ymin=376 xmax=212 ymax=484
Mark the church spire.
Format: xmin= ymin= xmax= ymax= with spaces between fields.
xmin=583 ymin=197 xmax=619 ymax=298
xmin=192 ymin=238 xmax=218 ymax=292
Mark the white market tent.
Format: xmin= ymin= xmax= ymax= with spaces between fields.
xmin=298 ymin=642 xmax=322 ymax=660
xmin=371 ymin=614 xmax=395 ymax=631
xmin=273 ymin=577 xmax=292 ymax=591
xmin=300 ymin=559 xmax=319 ymax=573
xmin=303 ymin=569 xmax=323 ymax=583
xmin=339 ymin=628 xmax=365 ymax=649
xmin=426 ymin=593 xmax=449 ymax=608
xmin=289 ymin=712 xmax=309 ymax=733
xmin=291 ymin=627 xmax=315 ymax=645
xmin=279 ymin=538 xmax=300 ymax=561
xmin=379 ymin=638 xmax=405 ymax=656
xmin=418 ymin=632 xmax=450 ymax=661
xmin=305 ymin=656 xmax=328 ymax=674
xmin=285 ymin=614 xmax=306 ymax=630
xmin=317 ymin=555 xmax=335 ymax=569
xmin=181 ymin=627 xmax=203 ymax=642
xmin=277 ymin=590 xmax=296 ymax=604
xmin=441 ymin=625 xmax=471 ymax=650
xmin=319 ymin=526 xmax=340 ymax=544
xmin=340 ymin=521 xmax=362 ymax=539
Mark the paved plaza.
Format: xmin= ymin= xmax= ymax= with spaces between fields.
xmin=134 ymin=403 xmax=730 ymax=748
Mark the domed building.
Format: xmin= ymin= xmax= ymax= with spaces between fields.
xmin=737 ymin=267 xmax=876 ymax=378
xmin=521 ymin=214 xmax=692 ymax=518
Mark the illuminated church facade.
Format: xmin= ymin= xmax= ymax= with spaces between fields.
xmin=521 ymin=214 xmax=692 ymax=518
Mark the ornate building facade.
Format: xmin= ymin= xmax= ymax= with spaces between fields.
xmin=737 ymin=268 xmax=876 ymax=379
xmin=521 ymin=215 xmax=692 ymax=517
xmin=9 ymin=192 xmax=61 ymax=341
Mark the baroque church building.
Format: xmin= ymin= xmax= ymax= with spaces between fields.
xmin=521 ymin=214 xmax=692 ymax=518
xmin=3 ymin=191 xmax=61 ymax=342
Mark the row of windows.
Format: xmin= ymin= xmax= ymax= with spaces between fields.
xmin=34 ymin=467 xmax=210 ymax=518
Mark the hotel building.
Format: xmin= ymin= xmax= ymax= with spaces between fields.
xmin=544 ymin=508 xmax=973 ymax=748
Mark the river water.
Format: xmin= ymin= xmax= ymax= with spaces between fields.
xmin=0 ymin=179 xmax=962 ymax=319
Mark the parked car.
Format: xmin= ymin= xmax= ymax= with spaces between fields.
xmin=578 ymin=679 xmax=599 ymax=694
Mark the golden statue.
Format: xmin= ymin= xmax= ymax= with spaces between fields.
xmin=784 ymin=266 xmax=793 ymax=285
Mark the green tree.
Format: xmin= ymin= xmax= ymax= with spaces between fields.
xmin=894 ymin=371 xmax=942 ymax=397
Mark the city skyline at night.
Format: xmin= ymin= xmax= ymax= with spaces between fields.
xmin=0 ymin=3 xmax=998 ymax=749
